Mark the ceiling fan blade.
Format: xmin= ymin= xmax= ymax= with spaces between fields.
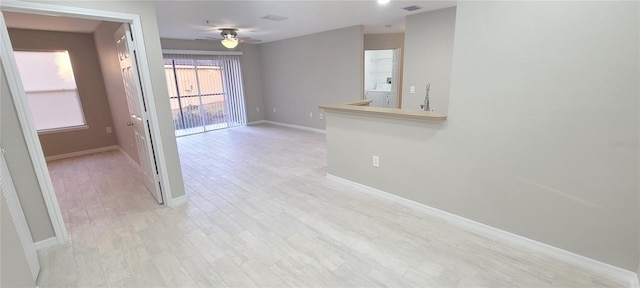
xmin=238 ymin=37 xmax=262 ymax=44
xmin=198 ymin=28 xmax=262 ymax=45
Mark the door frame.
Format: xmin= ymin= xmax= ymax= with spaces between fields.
xmin=0 ymin=1 xmax=175 ymax=245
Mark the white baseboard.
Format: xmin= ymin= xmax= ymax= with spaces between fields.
xmin=45 ymin=145 xmax=119 ymax=162
xmin=326 ymin=174 xmax=639 ymax=287
xmin=169 ymin=195 xmax=188 ymax=207
xmin=263 ymin=120 xmax=326 ymax=134
xmin=247 ymin=120 xmax=266 ymax=126
xmin=34 ymin=237 xmax=58 ymax=250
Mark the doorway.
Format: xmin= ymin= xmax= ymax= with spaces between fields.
xmin=5 ymin=13 xmax=162 ymax=216
xmin=0 ymin=2 xmax=174 ymax=246
xmin=364 ymin=49 xmax=400 ymax=108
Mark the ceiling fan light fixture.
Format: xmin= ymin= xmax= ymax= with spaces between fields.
xmin=221 ymin=37 xmax=239 ymax=49
xmin=220 ymin=28 xmax=239 ymax=49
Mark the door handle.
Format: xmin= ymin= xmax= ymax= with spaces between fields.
xmin=126 ymin=122 xmax=134 ymax=126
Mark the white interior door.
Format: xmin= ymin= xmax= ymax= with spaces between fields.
xmin=0 ymin=151 xmax=40 ymax=281
xmin=115 ymin=25 xmax=163 ymax=204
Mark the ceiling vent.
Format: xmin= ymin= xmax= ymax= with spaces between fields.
xmin=402 ymin=5 xmax=422 ymax=12
xmin=261 ymin=15 xmax=288 ymax=21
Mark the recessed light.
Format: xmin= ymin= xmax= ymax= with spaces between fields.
xmin=377 ymin=0 xmax=390 ymax=4
xmin=402 ymin=5 xmax=422 ymax=11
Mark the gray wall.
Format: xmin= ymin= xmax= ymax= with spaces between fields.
xmin=94 ymin=21 xmax=140 ymax=164
xmin=326 ymin=1 xmax=639 ymax=271
xmin=1 ymin=60 xmax=55 ymax=242
xmin=159 ymin=38 xmax=265 ymax=123
xmin=21 ymin=0 xmax=185 ymax=200
xmin=364 ymin=33 xmax=405 ymax=105
xmin=1 ymin=192 xmax=36 ymax=288
xmin=8 ymin=28 xmax=118 ymax=157
xmin=260 ymin=26 xmax=364 ymax=130
xmin=448 ymin=1 xmax=637 ymax=270
xmin=401 ymin=7 xmax=456 ymax=113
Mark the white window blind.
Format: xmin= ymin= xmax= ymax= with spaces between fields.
xmin=163 ymin=53 xmax=247 ymax=136
xmin=13 ymin=51 xmax=86 ymax=132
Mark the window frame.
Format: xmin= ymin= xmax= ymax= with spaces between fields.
xmin=13 ymin=49 xmax=89 ymax=134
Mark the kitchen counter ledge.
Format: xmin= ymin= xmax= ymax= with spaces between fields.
xmin=319 ymin=100 xmax=447 ymax=121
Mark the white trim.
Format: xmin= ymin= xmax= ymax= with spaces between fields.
xmin=33 ymin=237 xmax=58 ymax=250
xmin=264 ymin=120 xmax=326 ymax=134
xmin=0 ymin=12 xmax=68 ymax=245
xmin=169 ymin=195 xmax=188 ymax=207
xmin=1 ymin=151 xmax=40 ymax=279
xmin=37 ymin=125 xmax=89 ymax=136
xmin=327 ymin=174 xmax=640 ymax=287
xmin=1 ymin=1 xmax=141 ymax=21
xmin=632 ymin=275 xmax=639 ymax=288
xmin=0 ymin=1 xmax=174 ymax=207
xmin=45 ymin=145 xmax=119 ymax=162
xmin=247 ymin=120 xmax=266 ymax=126
xmin=162 ymin=49 xmax=243 ymax=56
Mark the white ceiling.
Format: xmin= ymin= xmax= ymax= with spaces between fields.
xmin=154 ymin=1 xmax=456 ymax=43
xmin=3 ymin=1 xmax=456 ymax=43
xmin=2 ymin=11 xmax=102 ymax=33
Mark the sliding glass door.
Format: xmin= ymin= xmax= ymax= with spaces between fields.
xmin=163 ymin=54 xmax=246 ymax=136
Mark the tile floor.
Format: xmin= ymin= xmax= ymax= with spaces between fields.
xmin=38 ymin=124 xmax=626 ymax=287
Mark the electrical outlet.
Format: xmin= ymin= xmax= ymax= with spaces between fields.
xmin=256 ymin=107 xmax=260 ymax=112
xmin=309 ymin=112 xmax=313 ymax=118
xmin=372 ymin=156 xmax=380 ymax=168
xmin=106 ymin=126 xmax=112 ymax=134
xmin=273 ymin=107 xmax=276 ymax=113
xmin=319 ymin=113 xmax=324 ymax=120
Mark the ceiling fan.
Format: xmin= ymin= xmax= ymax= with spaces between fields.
xmin=198 ymin=28 xmax=262 ymax=49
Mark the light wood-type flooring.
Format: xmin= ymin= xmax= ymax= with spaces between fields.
xmin=38 ymin=124 xmax=626 ymax=287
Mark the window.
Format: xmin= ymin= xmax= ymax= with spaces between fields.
xmin=163 ymin=54 xmax=247 ymax=137
xmin=13 ymin=50 xmax=87 ymax=133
